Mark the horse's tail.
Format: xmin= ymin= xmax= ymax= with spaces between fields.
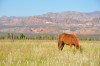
xmin=79 ymin=45 xmax=83 ymax=53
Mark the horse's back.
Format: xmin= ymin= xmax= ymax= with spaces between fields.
xmin=58 ymin=33 xmax=78 ymax=44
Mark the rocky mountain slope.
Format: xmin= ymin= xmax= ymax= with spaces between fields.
xmin=0 ymin=11 xmax=100 ymax=34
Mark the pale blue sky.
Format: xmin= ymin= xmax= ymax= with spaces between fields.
xmin=0 ymin=0 xmax=100 ymax=16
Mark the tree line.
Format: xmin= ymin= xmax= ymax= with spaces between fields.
xmin=0 ymin=33 xmax=100 ymax=41
xmin=0 ymin=33 xmax=57 ymax=40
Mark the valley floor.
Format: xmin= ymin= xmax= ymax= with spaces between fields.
xmin=0 ymin=40 xmax=100 ymax=66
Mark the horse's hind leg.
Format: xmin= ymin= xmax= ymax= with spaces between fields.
xmin=75 ymin=44 xmax=80 ymax=49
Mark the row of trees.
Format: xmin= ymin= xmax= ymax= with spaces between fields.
xmin=0 ymin=33 xmax=100 ymax=41
xmin=0 ymin=33 xmax=57 ymax=40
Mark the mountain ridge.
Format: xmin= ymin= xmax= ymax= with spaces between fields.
xmin=0 ymin=11 xmax=100 ymax=34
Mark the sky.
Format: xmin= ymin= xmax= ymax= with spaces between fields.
xmin=0 ymin=0 xmax=100 ymax=16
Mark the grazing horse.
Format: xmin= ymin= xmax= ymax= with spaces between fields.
xmin=58 ymin=33 xmax=81 ymax=51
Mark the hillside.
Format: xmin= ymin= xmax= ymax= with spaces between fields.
xmin=0 ymin=11 xmax=100 ymax=34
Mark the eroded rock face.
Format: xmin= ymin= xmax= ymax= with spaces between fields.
xmin=74 ymin=28 xmax=100 ymax=35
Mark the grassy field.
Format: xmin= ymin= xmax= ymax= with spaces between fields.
xmin=0 ymin=40 xmax=100 ymax=66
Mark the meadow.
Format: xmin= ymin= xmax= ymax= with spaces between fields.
xmin=0 ymin=40 xmax=100 ymax=66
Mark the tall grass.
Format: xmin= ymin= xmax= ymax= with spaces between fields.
xmin=0 ymin=40 xmax=100 ymax=66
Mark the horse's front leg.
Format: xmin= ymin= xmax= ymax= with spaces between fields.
xmin=70 ymin=43 xmax=72 ymax=48
xmin=58 ymin=41 xmax=62 ymax=50
xmin=58 ymin=41 xmax=64 ymax=51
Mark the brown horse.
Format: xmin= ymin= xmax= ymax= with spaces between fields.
xmin=58 ymin=33 xmax=81 ymax=51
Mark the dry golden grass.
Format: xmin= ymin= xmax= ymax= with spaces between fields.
xmin=0 ymin=40 xmax=100 ymax=66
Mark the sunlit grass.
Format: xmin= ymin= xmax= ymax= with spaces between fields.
xmin=0 ymin=40 xmax=100 ymax=66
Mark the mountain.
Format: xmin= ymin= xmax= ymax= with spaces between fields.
xmin=0 ymin=11 xmax=100 ymax=35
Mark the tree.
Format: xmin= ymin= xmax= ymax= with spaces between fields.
xmin=19 ymin=33 xmax=25 ymax=39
